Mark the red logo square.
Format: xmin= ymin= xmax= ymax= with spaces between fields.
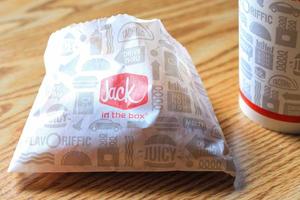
xmin=100 ymin=73 xmax=148 ymax=110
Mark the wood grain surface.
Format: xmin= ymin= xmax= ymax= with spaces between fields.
xmin=0 ymin=0 xmax=300 ymax=199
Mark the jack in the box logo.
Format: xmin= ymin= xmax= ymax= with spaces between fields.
xmin=100 ymin=73 xmax=148 ymax=110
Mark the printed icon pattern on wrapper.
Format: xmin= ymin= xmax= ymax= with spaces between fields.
xmin=81 ymin=58 xmax=110 ymax=71
xmin=17 ymin=152 xmax=55 ymax=165
xmin=124 ymin=136 xmax=134 ymax=167
xmin=98 ymin=134 xmax=119 ymax=167
xmin=49 ymin=83 xmax=69 ymax=100
xmin=72 ymin=118 xmax=84 ymax=131
xmin=144 ymin=135 xmax=176 ymax=168
xmin=61 ymin=151 xmax=92 ymax=166
xmin=73 ymin=92 xmax=94 ymax=115
xmin=8 ymin=15 xmax=235 ymax=175
xmin=44 ymin=104 xmax=70 ymax=128
xmin=239 ymin=0 xmax=300 ymax=127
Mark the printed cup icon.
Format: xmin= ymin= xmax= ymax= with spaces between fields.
xmin=61 ymin=33 xmax=76 ymax=56
xmin=100 ymin=73 xmax=148 ymax=110
xmin=276 ymin=16 xmax=297 ymax=48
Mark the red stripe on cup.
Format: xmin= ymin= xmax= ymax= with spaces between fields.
xmin=240 ymin=90 xmax=300 ymax=123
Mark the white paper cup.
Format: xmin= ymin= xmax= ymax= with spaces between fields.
xmin=239 ymin=0 xmax=300 ymax=133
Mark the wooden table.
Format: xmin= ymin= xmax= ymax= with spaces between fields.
xmin=1 ymin=0 xmax=299 ymax=199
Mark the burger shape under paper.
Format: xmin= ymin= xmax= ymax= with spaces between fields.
xmin=8 ymin=14 xmax=235 ymax=176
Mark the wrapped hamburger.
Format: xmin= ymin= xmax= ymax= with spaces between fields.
xmin=8 ymin=14 xmax=236 ymax=175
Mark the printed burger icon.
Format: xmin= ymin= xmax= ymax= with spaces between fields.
xmin=144 ymin=135 xmax=176 ymax=168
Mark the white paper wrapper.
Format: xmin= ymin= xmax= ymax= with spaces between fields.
xmin=239 ymin=0 xmax=300 ymax=133
xmin=8 ymin=14 xmax=235 ymax=175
